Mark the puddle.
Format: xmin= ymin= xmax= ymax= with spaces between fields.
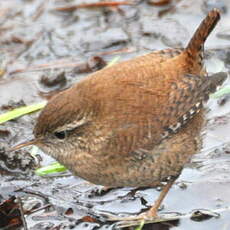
xmin=1 ymin=0 xmax=230 ymax=229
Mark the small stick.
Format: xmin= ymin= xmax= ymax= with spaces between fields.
xmin=17 ymin=197 xmax=28 ymax=230
xmin=18 ymin=189 xmax=50 ymax=203
xmin=54 ymin=1 xmax=134 ymax=12
xmin=26 ymin=204 xmax=52 ymax=215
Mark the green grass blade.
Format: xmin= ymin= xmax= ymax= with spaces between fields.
xmin=106 ymin=56 xmax=121 ymax=67
xmin=0 ymin=101 xmax=47 ymax=124
xmin=35 ymin=162 xmax=67 ymax=176
xmin=210 ymin=86 xmax=230 ymax=99
xmin=135 ymin=220 xmax=145 ymax=230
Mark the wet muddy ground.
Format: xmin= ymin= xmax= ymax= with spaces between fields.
xmin=1 ymin=0 xmax=230 ymax=229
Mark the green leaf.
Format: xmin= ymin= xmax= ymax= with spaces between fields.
xmin=0 ymin=101 xmax=47 ymax=124
xmin=106 ymin=56 xmax=121 ymax=67
xmin=210 ymin=86 xmax=230 ymax=99
xmin=35 ymin=162 xmax=67 ymax=176
xmin=135 ymin=220 xmax=145 ymax=230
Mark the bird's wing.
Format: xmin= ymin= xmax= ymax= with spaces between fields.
xmin=105 ymin=72 xmax=227 ymax=156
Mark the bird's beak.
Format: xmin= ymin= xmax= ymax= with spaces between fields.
xmin=9 ymin=139 xmax=39 ymax=152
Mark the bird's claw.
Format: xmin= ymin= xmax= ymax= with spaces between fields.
xmin=96 ymin=210 xmax=157 ymax=221
xmin=95 ymin=210 xmax=127 ymax=221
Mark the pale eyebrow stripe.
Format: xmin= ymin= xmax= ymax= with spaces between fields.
xmin=54 ymin=117 xmax=88 ymax=132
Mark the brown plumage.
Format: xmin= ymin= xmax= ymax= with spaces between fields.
xmin=13 ymin=9 xmax=226 ymax=221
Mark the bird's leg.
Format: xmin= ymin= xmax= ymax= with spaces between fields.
xmin=144 ymin=178 xmax=176 ymax=218
xmin=103 ymin=177 xmax=177 ymax=222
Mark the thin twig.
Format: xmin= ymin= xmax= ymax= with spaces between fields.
xmin=26 ymin=204 xmax=52 ymax=216
xmin=54 ymin=1 xmax=134 ymax=12
xmin=17 ymin=189 xmax=50 ymax=203
xmin=17 ymin=197 xmax=28 ymax=230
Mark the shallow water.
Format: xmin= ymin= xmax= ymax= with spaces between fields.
xmin=1 ymin=0 xmax=230 ymax=229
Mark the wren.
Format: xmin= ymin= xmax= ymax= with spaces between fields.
xmin=12 ymin=9 xmax=227 ymax=221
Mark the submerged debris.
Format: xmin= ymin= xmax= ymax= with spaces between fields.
xmin=0 ymin=143 xmax=37 ymax=175
xmin=0 ymin=196 xmax=24 ymax=229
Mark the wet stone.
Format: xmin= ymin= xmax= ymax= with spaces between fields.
xmin=140 ymin=17 xmax=189 ymax=48
xmin=40 ymin=71 xmax=67 ymax=90
xmin=190 ymin=210 xmax=219 ymax=222
xmin=73 ymin=56 xmax=106 ymax=74
xmin=87 ymin=56 xmax=107 ymax=71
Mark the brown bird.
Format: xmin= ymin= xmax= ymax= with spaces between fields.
xmin=12 ymin=9 xmax=226 ymax=221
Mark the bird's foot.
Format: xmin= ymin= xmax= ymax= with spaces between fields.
xmin=97 ymin=209 xmax=161 ymax=228
xmin=98 ymin=210 xmax=182 ymax=228
xmin=102 ymin=208 xmax=158 ymax=221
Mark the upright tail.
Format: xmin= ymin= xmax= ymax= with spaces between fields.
xmin=185 ymin=9 xmax=221 ymax=57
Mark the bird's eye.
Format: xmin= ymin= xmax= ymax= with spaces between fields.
xmin=54 ymin=131 xmax=67 ymax=140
